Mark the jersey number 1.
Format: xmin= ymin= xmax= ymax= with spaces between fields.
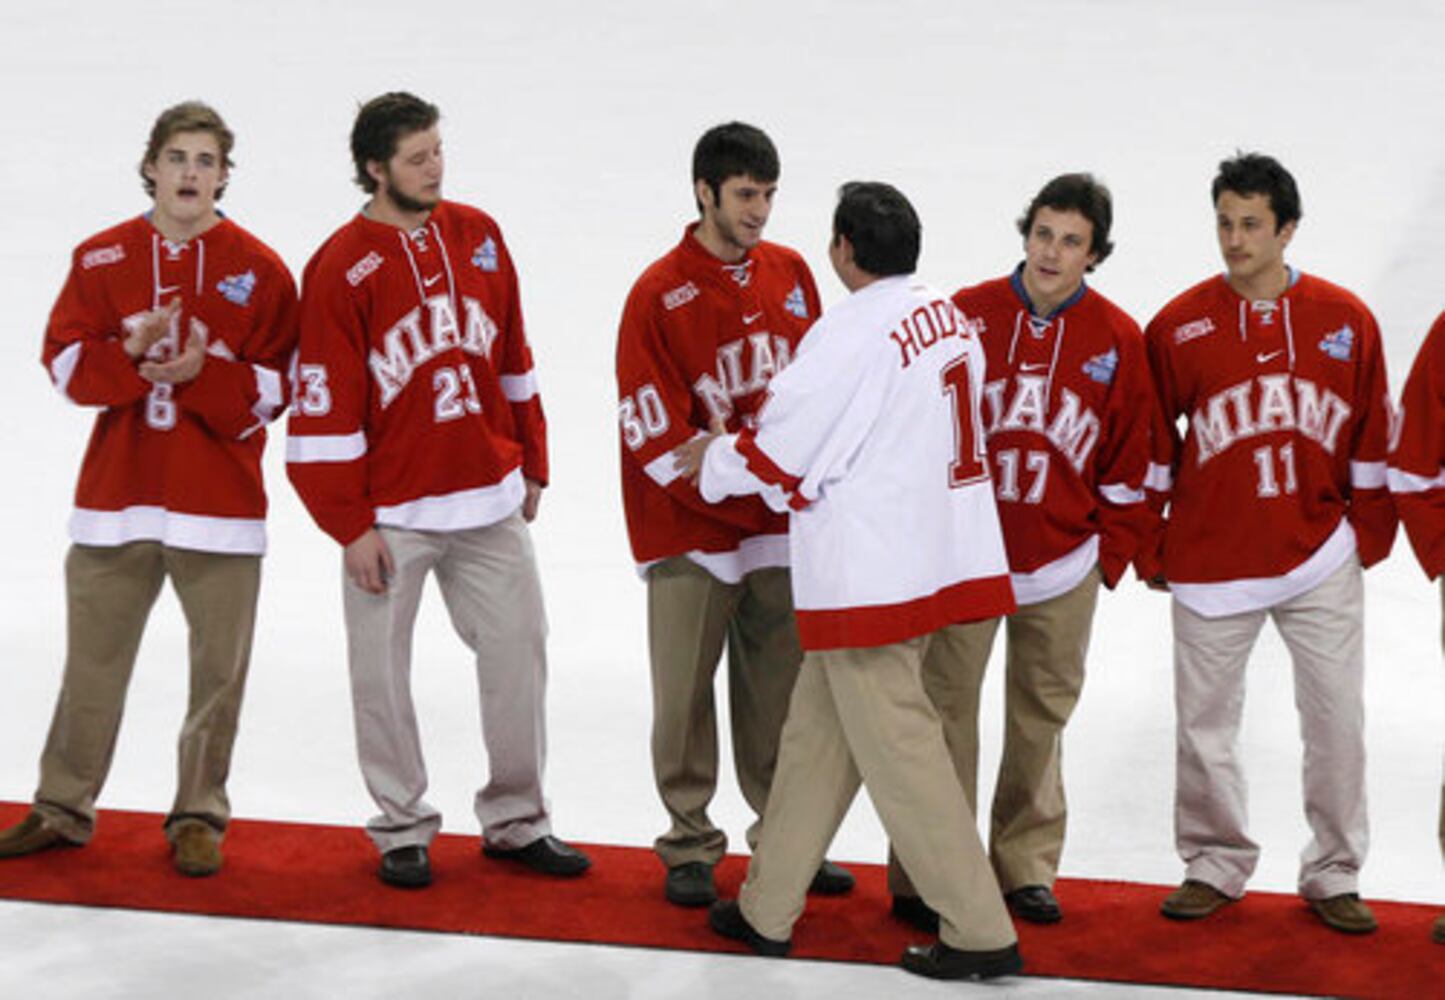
xmin=941 ymin=354 xmax=988 ymax=487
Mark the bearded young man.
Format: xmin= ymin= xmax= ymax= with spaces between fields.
xmin=287 ymin=92 xmax=586 ymax=889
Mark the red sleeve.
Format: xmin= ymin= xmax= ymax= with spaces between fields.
xmin=175 ymin=258 xmax=300 ymax=440
xmin=1136 ymin=318 xmax=1182 ymax=583
xmin=1390 ymin=313 xmax=1445 ymax=577
xmin=285 ymin=255 xmax=376 ymax=546
xmin=1093 ymin=323 xmax=1158 ymax=588
xmin=1345 ymin=311 xmax=1397 ymax=569
xmin=615 ymin=281 xmax=772 ymax=533
xmin=492 ymin=228 xmax=548 ymax=485
xmin=41 ymin=248 xmax=150 ymax=407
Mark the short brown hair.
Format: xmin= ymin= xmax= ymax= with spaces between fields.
xmin=139 ymin=101 xmax=235 ymax=200
xmin=351 ymin=92 xmax=440 ymax=193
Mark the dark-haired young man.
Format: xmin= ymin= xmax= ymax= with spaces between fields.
xmin=1142 ymin=153 xmax=1395 ymax=933
xmin=681 ymin=182 xmax=1021 ymax=980
xmin=890 ymin=174 xmax=1153 ymax=928
xmin=0 ymin=102 xmax=298 ymax=876
xmin=1385 ymin=311 xmax=1445 ymax=945
xmin=615 ymin=122 xmax=852 ymax=906
xmin=288 ymin=92 xmax=588 ymax=888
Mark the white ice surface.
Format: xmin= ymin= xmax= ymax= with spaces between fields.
xmin=2 ymin=2 xmax=1443 ymax=997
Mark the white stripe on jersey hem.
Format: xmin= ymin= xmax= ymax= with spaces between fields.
xmin=287 ymin=431 xmax=367 ymax=463
xmin=374 ymin=469 xmax=525 ymax=533
xmin=50 ymin=342 xmax=82 ymax=400
xmin=1349 ymin=460 xmax=1387 ymax=489
xmin=69 ymin=506 xmax=266 ymax=555
xmin=1099 ymin=482 xmax=1146 ymax=505
xmin=1144 ymin=462 xmax=1172 ymax=492
xmin=499 ymin=370 xmax=539 ymax=402
xmin=1010 ymin=536 xmax=1099 ymax=606
xmin=634 ymin=533 xmax=791 ymax=584
xmin=1170 ymin=519 xmax=1355 ymax=618
xmin=1387 ymin=464 xmax=1445 ymax=494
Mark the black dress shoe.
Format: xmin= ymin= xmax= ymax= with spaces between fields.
xmin=891 ymin=894 xmax=940 ymax=933
xmin=708 ymin=899 xmax=790 ymax=957
xmin=808 ymin=859 xmax=855 ymax=895
xmin=900 ymin=941 xmax=1023 ymax=980
xmin=483 ymin=834 xmax=591 ymax=877
xmin=378 ymin=845 xmax=431 ymax=888
xmin=1005 ymin=884 xmax=1062 ymax=924
xmin=665 ymin=861 xmax=717 ymax=906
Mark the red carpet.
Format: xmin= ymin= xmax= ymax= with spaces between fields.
xmin=0 ymin=801 xmax=1438 ymax=997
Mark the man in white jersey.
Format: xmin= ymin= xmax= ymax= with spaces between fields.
xmin=677 ymin=182 xmax=1022 ymax=980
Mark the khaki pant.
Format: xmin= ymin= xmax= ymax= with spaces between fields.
xmin=34 ymin=542 xmax=260 ymax=843
xmin=647 ymin=559 xmax=800 ymax=867
xmin=343 ymin=515 xmax=550 ymax=854
xmin=1173 ymin=555 xmax=1366 ymax=900
xmin=890 ymin=568 xmax=1100 ymax=896
xmin=739 ymin=638 xmax=1016 ymax=951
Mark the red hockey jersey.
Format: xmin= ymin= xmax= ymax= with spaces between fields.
xmin=1388 ymin=310 xmax=1445 ymax=578
xmin=42 ymin=215 xmax=298 ymax=555
xmin=1143 ymin=272 xmax=1396 ymax=615
xmin=954 ymin=272 xmax=1153 ymax=601
xmin=287 ymin=202 xmax=545 ymax=546
xmin=616 ymin=226 xmax=819 ymax=580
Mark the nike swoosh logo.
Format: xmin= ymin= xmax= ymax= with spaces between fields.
xmin=1019 ymin=362 xmax=1049 ymax=373
xmin=743 ymin=311 xmax=764 ymax=325
xmin=424 ymin=273 xmax=443 ymax=287
xmin=1256 ymin=350 xmax=1283 ymax=364
xmin=157 ymin=285 xmax=179 ymax=297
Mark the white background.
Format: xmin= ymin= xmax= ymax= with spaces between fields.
xmin=1 ymin=2 xmax=1441 ymax=997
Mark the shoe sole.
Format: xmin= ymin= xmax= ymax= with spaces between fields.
xmin=482 ymin=847 xmax=590 ymax=878
xmin=666 ymin=886 xmax=718 ymax=907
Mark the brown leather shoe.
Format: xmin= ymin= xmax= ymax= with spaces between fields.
xmin=1433 ymin=914 xmax=1444 ymax=944
xmin=171 ymin=820 xmax=223 ymax=877
xmin=1308 ymin=893 xmax=1377 ymax=935
xmin=0 ymin=812 xmax=70 ymax=857
xmin=1160 ymin=879 xmax=1233 ymax=920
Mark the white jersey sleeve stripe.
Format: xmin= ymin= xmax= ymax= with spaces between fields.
xmin=50 ymin=342 xmax=82 ymax=400
xmin=1349 ymin=460 xmax=1387 ymax=489
xmin=499 ymin=370 xmax=538 ymax=402
xmin=251 ymin=366 xmax=285 ymax=423
xmin=1099 ymin=482 xmax=1146 ymax=505
xmin=644 ymin=444 xmax=687 ymax=488
xmin=1144 ymin=462 xmax=1173 ymax=491
xmin=1387 ymin=465 xmax=1445 ymax=494
xmin=287 ymin=431 xmax=367 ymax=463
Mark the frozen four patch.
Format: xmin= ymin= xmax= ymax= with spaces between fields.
xmin=217 ymin=271 xmax=256 ymax=306
xmin=1082 ymin=348 xmax=1118 ymax=384
xmin=1319 ymin=324 xmax=1354 ymax=361
xmin=784 ymin=283 xmax=809 ymax=319
xmin=473 ymin=237 xmax=499 ymax=272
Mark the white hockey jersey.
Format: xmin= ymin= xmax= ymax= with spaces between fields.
xmin=700 ymin=275 xmax=1015 ymax=650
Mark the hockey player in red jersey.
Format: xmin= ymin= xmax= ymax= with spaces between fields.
xmin=1385 ymin=311 xmax=1445 ymax=945
xmin=889 ymin=174 xmax=1153 ymax=929
xmin=0 ymin=102 xmax=298 ymax=876
xmin=681 ymin=181 xmax=1022 ymax=980
xmin=287 ymin=93 xmax=586 ymax=889
xmin=1144 ymin=153 xmax=1396 ymax=934
xmin=615 ymin=122 xmax=853 ymax=906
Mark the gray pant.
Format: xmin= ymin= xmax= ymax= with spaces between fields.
xmin=36 ymin=542 xmax=260 ymax=843
xmin=343 ymin=514 xmax=550 ymax=854
xmin=1172 ymin=555 xmax=1366 ymax=900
